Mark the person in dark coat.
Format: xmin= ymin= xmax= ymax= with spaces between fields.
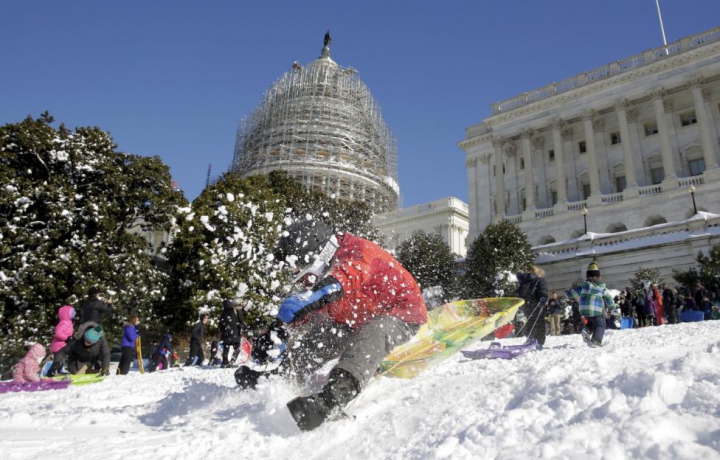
xmin=515 ymin=266 xmax=549 ymax=347
xmin=692 ymin=281 xmax=706 ymax=308
xmin=662 ymin=283 xmax=677 ymax=324
xmin=149 ymin=333 xmax=175 ymax=372
xmin=220 ymin=300 xmax=243 ymax=367
xmin=185 ymin=314 xmax=208 ymax=366
xmin=80 ymin=286 xmax=114 ymax=326
xmin=117 ymin=315 xmax=140 ymax=375
xmin=66 ymin=322 xmax=111 ymax=375
xmin=546 ymin=292 xmax=565 ymax=336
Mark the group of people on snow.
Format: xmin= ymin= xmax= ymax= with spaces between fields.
xmin=9 ymin=217 xmax=719 ymax=432
xmin=513 ymin=262 xmax=720 ymax=350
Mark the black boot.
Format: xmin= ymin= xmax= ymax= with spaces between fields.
xmin=286 ymin=369 xmax=359 ymax=431
xmin=234 ymin=366 xmax=263 ymax=389
xmin=46 ymin=361 xmax=62 ymax=378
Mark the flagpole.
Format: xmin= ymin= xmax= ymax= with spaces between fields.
xmin=655 ymin=0 xmax=668 ymax=46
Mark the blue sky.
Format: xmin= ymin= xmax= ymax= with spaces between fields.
xmin=2 ymin=1 xmax=719 ymax=206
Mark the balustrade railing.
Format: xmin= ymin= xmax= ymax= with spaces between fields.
xmin=567 ymin=201 xmax=587 ymax=212
xmin=601 ymin=193 xmax=624 ymax=204
xmin=678 ymin=176 xmax=705 ymax=187
xmin=492 ymin=26 xmax=720 ymax=115
xmin=638 ymin=184 xmax=663 ymax=196
xmin=535 ymin=208 xmax=554 ymax=219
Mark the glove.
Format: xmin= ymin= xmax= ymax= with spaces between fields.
xmin=235 ymin=366 xmax=262 ymax=390
xmin=277 ymin=278 xmax=343 ymax=323
xmin=277 ymin=295 xmax=307 ymax=324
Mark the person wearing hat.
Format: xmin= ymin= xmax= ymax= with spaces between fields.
xmin=66 ymin=322 xmax=111 ymax=375
xmin=235 ymin=218 xmax=428 ymax=431
xmin=566 ymin=261 xmax=615 ymax=347
xmin=219 ymin=300 xmax=243 ymax=367
xmin=80 ymin=286 xmax=114 ymax=326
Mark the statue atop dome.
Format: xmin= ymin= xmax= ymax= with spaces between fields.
xmin=324 ymin=30 xmax=331 ymax=48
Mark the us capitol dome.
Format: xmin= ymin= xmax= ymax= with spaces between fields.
xmin=231 ymin=32 xmax=399 ymax=213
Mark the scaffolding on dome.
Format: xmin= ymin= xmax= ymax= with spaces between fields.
xmin=231 ymin=41 xmax=399 ymax=213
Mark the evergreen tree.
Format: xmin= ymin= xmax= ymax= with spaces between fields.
xmin=163 ymin=173 xmax=287 ymax=332
xmin=673 ymin=243 xmax=720 ymax=295
xmin=696 ymin=243 xmax=720 ymax=296
xmin=0 ymin=115 xmax=186 ymax=368
xmin=630 ymin=267 xmax=663 ymax=292
xmin=464 ymin=220 xmax=534 ymax=298
xmin=265 ymin=170 xmax=378 ymax=241
xmin=164 ymin=170 xmax=381 ymax=333
xmin=396 ymin=231 xmax=456 ymax=301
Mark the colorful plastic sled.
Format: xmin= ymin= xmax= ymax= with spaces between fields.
xmin=378 ymin=297 xmax=524 ymax=378
xmin=461 ymin=338 xmax=540 ymax=360
xmin=0 ymin=379 xmax=72 ymax=393
xmin=48 ymin=374 xmax=106 ymax=386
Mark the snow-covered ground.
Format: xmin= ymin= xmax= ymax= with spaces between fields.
xmin=2 ymin=321 xmax=720 ymax=460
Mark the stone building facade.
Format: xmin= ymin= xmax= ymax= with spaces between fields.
xmin=460 ymin=26 xmax=720 ymax=247
xmin=373 ymin=197 xmax=469 ymax=258
xmin=459 ymin=26 xmax=720 ymax=289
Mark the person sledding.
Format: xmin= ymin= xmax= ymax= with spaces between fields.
xmin=13 ymin=343 xmax=47 ymax=383
xmin=234 ymin=219 xmax=428 ymax=431
xmin=66 ymin=323 xmax=111 ymax=375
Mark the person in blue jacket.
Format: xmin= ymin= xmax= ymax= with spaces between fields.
xmin=117 ymin=314 xmax=140 ymax=375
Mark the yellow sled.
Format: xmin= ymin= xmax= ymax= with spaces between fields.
xmin=379 ymin=297 xmax=524 ymax=379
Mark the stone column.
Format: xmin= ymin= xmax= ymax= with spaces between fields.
xmin=478 ymin=152 xmax=495 ymax=230
xmin=614 ymin=99 xmax=638 ymax=190
xmin=581 ymin=110 xmax=602 ymax=199
xmin=649 ymin=88 xmax=678 ymax=185
xmin=550 ymin=118 xmax=567 ymax=208
xmin=532 ymin=136 xmax=548 ymax=207
xmin=562 ymin=128 xmax=578 ymax=201
xmin=689 ymin=77 xmax=719 ymax=170
xmin=491 ymin=137 xmax=506 ymax=218
xmin=626 ymin=109 xmax=647 ymax=186
xmin=465 ymin=156 xmax=478 ymax=231
xmin=504 ymin=141 xmax=519 ymax=215
xmin=520 ymin=128 xmax=535 ymax=210
xmin=593 ymin=118 xmax=611 ymax=193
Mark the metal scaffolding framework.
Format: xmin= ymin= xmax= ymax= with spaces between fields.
xmin=231 ymin=40 xmax=399 ymax=212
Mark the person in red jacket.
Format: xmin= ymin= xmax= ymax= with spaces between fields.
xmin=235 ymin=219 xmax=428 ymax=431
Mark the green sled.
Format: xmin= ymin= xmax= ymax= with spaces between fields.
xmin=379 ymin=297 xmax=524 ymax=379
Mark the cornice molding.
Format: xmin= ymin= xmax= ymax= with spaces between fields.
xmin=483 ymin=43 xmax=720 ymax=124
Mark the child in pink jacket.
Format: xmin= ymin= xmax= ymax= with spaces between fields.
xmin=13 ymin=343 xmax=47 ymax=382
xmin=47 ymin=305 xmax=76 ymax=377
